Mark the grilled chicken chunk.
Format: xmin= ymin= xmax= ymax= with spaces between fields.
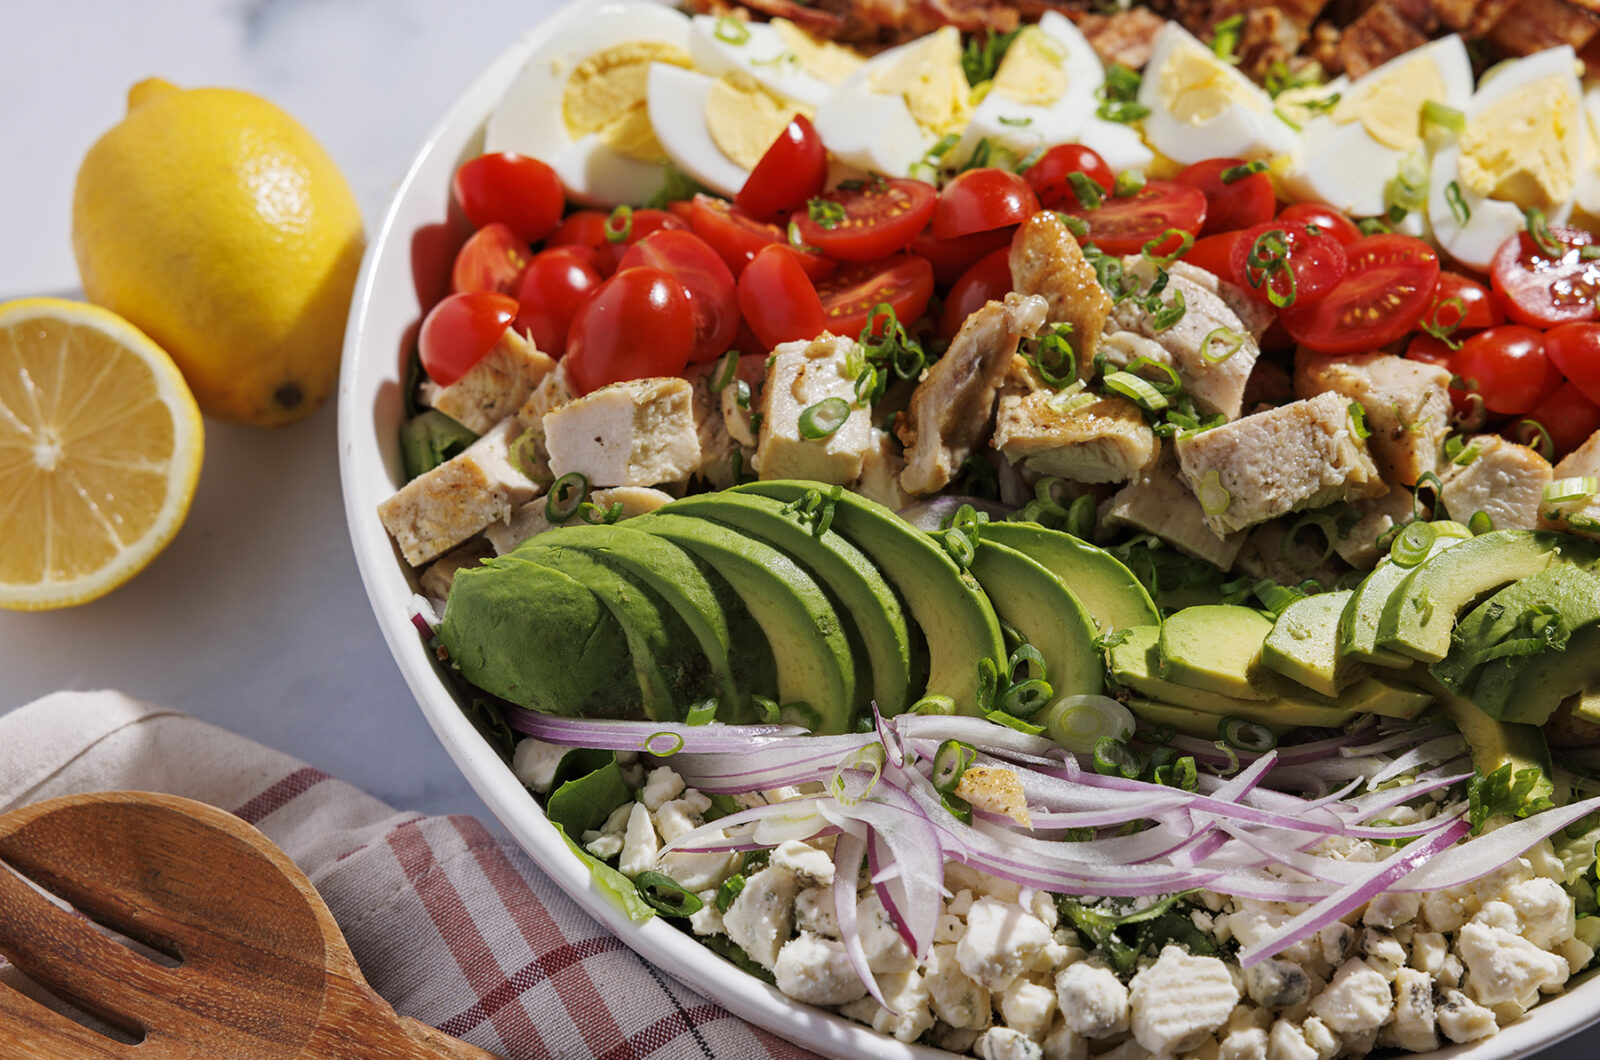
xmin=1330 ymin=486 xmax=1419 ymax=570
xmin=1539 ymin=430 xmax=1600 ymax=540
xmin=545 ymin=377 xmax=702 ymax=488
xmin=1294 ymin=351 xmax=1452 ymax=487
xmin=898 ymin=293 xmax=1049 ymax=495
xmin=994 ymin=362 xmax=1158 ymax=484
xmin=755 ymin=334 xmax=872 ymax=484
xmin=484 ymin=486 xmax=676 ymax=555
xmin=423 ymin=328 xmax=555 ymax=435
xmin=1008 ymin=211 xmax=1111 ymax=374
xmin=1103 ymin=450 xmax=1247 ymax=570
xmin=1440 ymin=435 xmax=1552 ymax=531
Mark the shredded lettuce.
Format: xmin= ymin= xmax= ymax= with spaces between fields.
xmin=553 ymin=823 xmax=656 ymax=923
xmin=1468 ymin=761 xmax=1557 ymax=832
xmin=546 ymin=748 xmax=632 ymax=836
xmin=1056 ymin=891 xmax=1224 ymax=978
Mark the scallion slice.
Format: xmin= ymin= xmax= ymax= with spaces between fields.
xmin=1114 ymin=169 xmax=1147 ymax=198
xmin=604 ymin=204 xmax=633 ymax=243
xmin=931 ymin=739 xmax=977 ymax=794
xmin=634 ymin=871 xmax=704 ymax=917
xmin=1044 ymin=694 xmax=1134 ymax=754
xmin=1200 ymin=326 xmax=1245 ymax=363
xmin=713 ymin=15 xmax=751 ymax=44
xmin=1545 ymin=476 xmax=1599 ymax=504
xmin=1002 ymin=678 xmax=1053 ymax=717
xmin=798 ymin=397 xmax=851 ymax=439
xmin=1102 ymin=370 xmax=1168 ymax=412
xmin=684 ymin=699 xmax=719 ymax=726
xmin=1197 ymin=469 xmax=1230 ymax=515
xmin=1218 ymin=716 xmax=1277 ymax=752
xmin=1422 ymin=100 xmax=1465 ymax=135
xmin=1390 ymin=520 xmax=1436 ymax=567
xmin=709 ymin=349 xmax=740 ymax=393
xmin=545 ymin=471 xmax=590 ymax=522
xmin=1092 ymin=736 xmax=1142 ymax=779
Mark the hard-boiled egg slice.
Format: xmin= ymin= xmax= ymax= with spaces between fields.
xmin=1283 ymin=35 xmax=1472 ymax=217
xmin=813 ymin=25 xmax=972 ymax=177
xmin=1428 ymin=46 xmax=1585 ymax=271
xmin=1576 ymin=84 xmax=1600 ymax=219
xmin=1137 ymin=21 xmax=1298 ymax=165
xmin=957 ymin=13 xmax=1103 ymax=163
xmin=484 ymin=1 xmax=692 ymax=207
xmin=687 ymin=15 xmax=860 ymax=109
xmin=1078 ymin=115 xmax=1156 ymax=173
xmin=648 ymin=64 xmax=805 ymax=198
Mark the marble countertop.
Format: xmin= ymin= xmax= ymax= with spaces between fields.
xmin=2 ymin=5 xmax=1598 ymax=1058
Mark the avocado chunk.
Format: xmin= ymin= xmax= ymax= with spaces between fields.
xmin=525 ymin=523 xmax=773 ymax=722
xmin=969 ymin=539 xmax=1104 ymax=699
xmin=1432 ymin=564 xmax=1600 ymax=699
xmin=505 ymin=544 xmax=715 ymax=722
xmin=1471 ymin=624 xmax=1600 ymax=726
xmin=437 ymin=556 xmax=639 ymax=717
xmin=1432 ymin=680 xmax=1555 ymax=820
xmin=661 ymin=491 xmax=915 ymax=716
xmin=1377 ymin=529 xmax=1600 ymax=664
xmin=736 ymin=480 xmax=1007 ymax=715
xmin=1263 ymin=591 xmax=1369 ymax=697
xmin=978 ymin=522 xmax=1159 ymax=635
xmin=632 ymin=511 xmax=857 ymax=734
xmin=1338 ymin=676 xmax=1434 ymax=721
xmin=1122 ymin=697 xmax=1297 ymax=739
xmin=1159 ymin=605 xmax=1278 ymax=700
xmin=1107 ymin=626 xmax=1356 ymax=729
xmin=1340 ymin=521 xmax=1473 ymax=667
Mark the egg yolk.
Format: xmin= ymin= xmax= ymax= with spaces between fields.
xmin=990 ymin=26 xmax=1068 ymax=107
xmin=869 ymin=25 xmax=973 ymax=138
xmin=1158 ymin=38 xmax=1266 ymax=124
xmin=564 ymin=42 xmax=691 ymax=162
xmin=707 ymin=72 xmax=811 ymax=170
xmin=1458 ymin=74 xmax=1581 ymax=210
xmin=772 ymin=18 xmax=862 ymax=87
xmin=1331 ymin=53 xmax=1446 ymax=151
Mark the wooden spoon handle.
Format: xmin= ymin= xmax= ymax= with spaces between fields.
xmin=394 ymin=1016 xmax=505 ymax=1060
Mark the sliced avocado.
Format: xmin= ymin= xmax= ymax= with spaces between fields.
xmin=1107 ymin=626 xmax=1355 ymax=729
xmin=1159 ymin=605 xmax=1277 ymax=700
xmin=969 ymin=539 xmax=1104 ymax=698
xmin=978 ymin=522 xmax=1159 ymax=635
xmin=1377 ymin=530 xmax=1600 ymax=663
xmin=524 ymin=523 xmax=772 ymax=721
xmin=1122 ymin=698 xmax=1297 ymax=739
xmin=505 ymin=544 xmax=714 ymax=722
xmin=735 ymin=480 xmax=1007 ymax=715
xmin=660 ymin=491 xmax=915 ymax=716
xmin=1571 ymin=689 xmax=1600 ymax=728
xmin=1432 ymin=679 xmax=1555 ymax=812
xmin=1432 ymin=565 xmax=1600 ymax=698
xmin=1338 ymin=675 xmax=1434 ymax=720
xmin=631 ymin=511 xmax=857 ymax=734
xmin=1340 ymin=521 xmax=1473 ymax=667
xmin=438 ymin=557 xmax=639 ymax=718
xmin=1468 ymin=621 xmax=1600 ymax=726
xmin=1263 ymin=591 xmax=1369 ymax=697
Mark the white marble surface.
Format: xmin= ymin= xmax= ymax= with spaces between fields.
xmin=2 ymin=5 xmax=1599 ymax=1059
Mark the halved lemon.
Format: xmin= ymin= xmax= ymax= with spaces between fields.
xmin=0 ymin=298 xmax=203 ymax=610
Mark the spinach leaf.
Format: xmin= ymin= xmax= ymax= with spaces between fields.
xmin=546 ymin=749 xmax=632 ymax=837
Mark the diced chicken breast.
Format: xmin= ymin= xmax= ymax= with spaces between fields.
xmin=1177 ymin=264 xmax=1275 ymax=341
xmin=1008 ymin=211 xmax=1112 ymax=372
xmin=1539 ymin=429 xmax=1600 ymax=541
xmin=754 ymin=334 xmax=872 ymax=485
xmin=1294 ymin=351 xmax=1452 ymax=486
xmin=423 ymin=328 xmax=555 ymax=435
xmin=509 ymin=360 xmax=576 ymax=483
xmin=1103 ymin=449 xmax=1246 ymax=570
xmin=994 ymin=363 xmax=1157 ymax=484
xmin=1232 ymin=519 xmax=1350 ymax=589
xmin=418 ymin=537 xmax=494 ymax=601
xmin=544 ymin=377 xmax=702 ymax=488
xmin=377 ymin=419 xmax=541 ymax=566
xmin=857 ymin=427 xmax=914 ymax=511
xmin=683 ymin=358 xmax=753 ymax=489
xmin=899 ymin=294 xmax=1049 ymax=496
xmin=484 ymin=486 xmax=676 ymax=555
xmin=1175 ymin=391 xmax=1386 ymax=536
xmin=720 ymin=353 xmax=769 ymax=447
xmin=1440 ymin=435 xmax=1552 ymax=532
xmin=1330 ymin=487 xmax=1417 ymax=570
xmin=1104 ymin=259 xmax=1263 ymax=420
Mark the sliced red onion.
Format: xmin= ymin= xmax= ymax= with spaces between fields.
xmin=1366 ymin=733 xmax=1472 ymax=788
xmin=895 ymin=495 xmax=1017 ymax=532
xmin=832 ymin=830 xmax=891 ymax=1011
xmin=503 ymin=708 xmax=809 ymax=752
xmin=1392 ymin=794 xmax=1600 ymax=893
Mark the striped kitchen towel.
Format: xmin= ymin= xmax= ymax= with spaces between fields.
xmin=0 ymin=690 xmax=819 ymax=1060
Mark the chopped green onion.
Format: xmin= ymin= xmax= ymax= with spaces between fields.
xmin=1200 ymin=326 xmax=1246 ymax=363
xmin=713 ymin=15 xmax=751 ymax=44
xmin=1348 ymin=401 xmax=1371 ymax=439
xmin=709 ymin=349 xmax=740 ymax=393
xmin=1067 ymin=171 xmax=1104 ymax=210
xmin=1390 ymin=520 xmax=1436 ymax=567
xmin=1515 ymin=418 xmax=1554 ymax=460
xmin=645 ymin=730 xmax=686 ymax=756
xmin=952 ymin=502 xmax=989 ymax=543
xmin=715 ymin=873 xmax=746 ymax=914
xmin=1440 ymin=181 xmax=1469 ymax=228
xmin=942 ymin=526 xmax=976 ymax=567
xmin=1002 ymin=678 xmax=1053 ymax=717
xmin=1220 ymin=160 xmax=1268 ymax=184
xmin=1469 ymin=511 xmax=1494 ymax=535
xmin=1274 ymin=107 xmax=1302 ymax=131
xmin=604 ymin=205 xmax=633 ymax=243
xmin=1218 ymin=717 xmax=1277 ymax=752
xmin=1140 ymin=228 xmax=1194 ymax=266
xmin=1044 ymin=695 xmax=1134 ymax=754
xmin=1023 ymin=323 xmax=1078 ymax=389
xmin=1102 ymin=370 xmax=1168 ymax=412
xmin=1525 ymin=208 xmax=1563 ymax=258
xmin=1450 ymin=436 xmax=1482 ymax=466
xmin=1582 ymin=246 xmax=1600 ymax=262
xmin=1422 ymin=100 xmax=1465 ymax=135
xmin=753 ymin=694 xmax=780 ymax=724
xmin=931 ymin=739 xmax=977 ymax=794
xmin=684 ymin=698 xmax=718 ymax=726
xmin=798 ymin=397 xmax=851 ymax=439
xmin=545 ymin=471 xmax=590 ymax=522
xmin=1096 ymin=64 xmax=1148 ymax=123
xmin=998 ymin=114 xmax=1033 ymax=127
xmin=750 ymin=50 xmax=798 ymax=69
xmin=579 ymin=500 xmax=624 ymax=525
xmin=1254 ymin=579 xmax=1308 ymax=617
xmin=1384 ymin=150 xmax=1429 ymax=215
xmin=1055 ymin=211 xmax=1089 ymax=237
xmin=1197 ymin=469 xmax=1230 ymax=515
xmin=1545 ymin=476 xmax=1599 ymax=503
xmin=1356 ymin=217 xmax=1390 ymax=236
xmin=633 ymin=871 xmax=704 ymax=917
xmin=1149 ymin=288 xmax=1187 ymax=331
xmin=787 ymin=219 xmax=818 ymax=252
xmin=1093 ymin=736 xmax=1142 ymax=779
xmin=1114 ymin=169 xmax=1147 ymax=198
xmin=1211 ymin=14 xmax=1244 ymax=62
xmin=910 ymin=694 xmax=957 ymax=716
xmin=806 ymin=197 xmax=845 ymax=230
xmin=1126 ymin=356 xmax=1183 ymax=396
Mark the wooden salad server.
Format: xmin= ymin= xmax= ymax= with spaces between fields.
xmin=0 ymin=790 xmax=502 ymax=1060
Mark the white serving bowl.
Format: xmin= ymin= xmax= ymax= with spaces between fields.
xmin=336 ymin=6 xmax=1600 ymax=1058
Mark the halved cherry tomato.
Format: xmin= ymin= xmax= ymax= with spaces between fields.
xmin=513 ymin=247 xmax=602 ymax=358
xmin=1174 ymin=159 xmax=1275 ymax=237
xmin=618 ymin=230 xmax=739 ymax=363
xmin=1055 ymin=180 xmax=1207 ymax=257
xmin=1520 ymin=380 xmax=1600 ymax=460
xmin=738 ymin=243 xmax=826 ymax=349
xmin=1544 ymin=322 xmax=1600 ymax=406
xmin=689 ymin=194 xmax=835 ymax=281
xmin=816 ymin=255 xmax=935 ymax=339
xmin=565 ymin=267 xmax=695 ymax=394
xmin=1281 ymin=234 xmax=1440 ymax=354
xmin=1490 ymin=225 xmax=1600 ymax=327
xmin=1180 ymin=231 xmax=1245 ymax=283
xmin=931 ymin=168 xmax=1040 ymax=241
xmin=789 ymin=178 xmax=938 ymax=262
xmin=939 ymin=247 xmax=1011 ymax=340
xmin=419 ymin=291 xmax=518 ymax=386
xmin=451 ymin=152 xmax=564 ymax=243
xmin=1450 ymin=325 xmax=1562 ymax=416
xmin=1229 ymin=221 xmax=1347 ymax=307
xmin=909 ymin=223 xmax=1016 ymax=285
xmin=734 ymin=114 xmax=828 ymax=224
xmin=1421 ymin=271 xmax=1505 ymax=345
xmin=1024 ymin=143 xmax=1114 ymax=210
xmin=451 ymin=222 xmax=531 ymax=296
xmin=548 ymin=207 xmax=687 ymax=274
xmin=1275 ymin=203 xmax=1363 ymax=246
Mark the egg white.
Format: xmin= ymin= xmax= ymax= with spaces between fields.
xmin=484 ymin=1 xmax=692 ymax=207
xmin=1077 ymin=115 xmax=1156 ymax=174
xmin=686 ymin=15 xmax=837 ymax=109
xmin=1427 ymin=46 xmax=1583 ymax=271
xmin=1136 ymin=21 xmax=1298 ymax=166
xmin=812 ymin=30 xmax=964 ymax=178
xmin=957 ymin=13 xmax=1104 ymax=164
xmin=1283 ymin=35 xmax=1472 ymax=218
xmin=1577 ymin=84 xmax=1600 ymax=218
xmin=645 ymin=65 xmax=750 ymax=199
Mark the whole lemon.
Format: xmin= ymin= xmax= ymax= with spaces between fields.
xmin=73 ymin=78 xmax=365 ymax=427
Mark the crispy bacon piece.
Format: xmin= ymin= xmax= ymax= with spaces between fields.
xmin=1337 ymin=0 xmax=1437 ymax=76
xmin=1487 ymin=0 xmax=1600 ymax=56
xmin=1429 ymin=0 xmax=1520 ymax=36
xmin=1078 ymin=6 xmax=1169 ymax=69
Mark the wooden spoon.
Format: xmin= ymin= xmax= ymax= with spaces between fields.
xmin=0 ymin=790 xmax=503 ymax=1060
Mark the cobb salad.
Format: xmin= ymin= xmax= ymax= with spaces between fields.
xmin=372 ymin=3 xmax=1600 ymax=1058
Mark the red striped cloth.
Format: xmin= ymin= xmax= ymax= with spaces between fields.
xmin=0 ymin=690 xmax=820 ymax=1059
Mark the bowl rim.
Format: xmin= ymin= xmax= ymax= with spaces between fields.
xmin=335 ymin=5 xmax=1600 ymax=1058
